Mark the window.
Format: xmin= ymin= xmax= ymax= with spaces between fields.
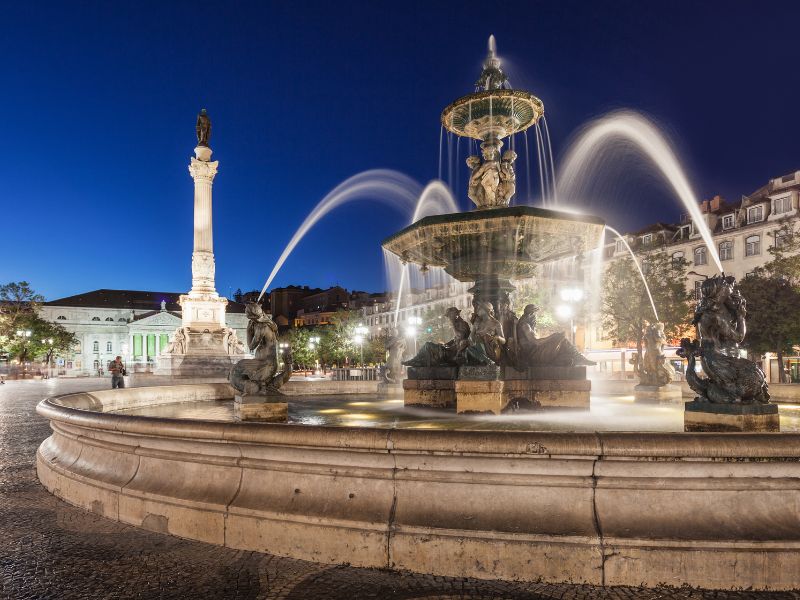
xmin=91 ymin=317 xmax=100 ymax=321
xmin=105 ymin=317 xmax=114 ymax=322
xmin=74 ymin=341 xmax=81 ymax=353
xmin=719 ymin=241 xmax=733 ymax=261
xmin=775 ymin=231 xmax=790 ymax=249
xmin=106 ymin=342 xmax=112 ymax=352
xmin=57 ymin=315 xmax=66 ymax=320
xmin=722 ymin=214 xmax=734 ymax=229
xmin=774 ymin=196 xmax=791 ymax=214
xmin=671 ymin=251 xmax=684 ymax=266
xmin=694 ymin=280 xmax=703 ymax=301
xmin=642 ymin=234 xmax=652 ymax=246
xmin=642 ymin=260 xmax=651 ymax=276
xmin=92 ymin=341 xmax=99 ymax=352
xmin=694 ymin=246 xmax=707 ymax=266
xmin=745 ymin=235 xmax=760 ymax=257
xmin=747 ymin=205 xmax=763 ymax=223
xmin=118 ymin=318 xmax=127 ymax=322
xmin=745 ymin=271 xmax=755 ymax=278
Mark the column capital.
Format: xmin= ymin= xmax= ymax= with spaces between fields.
xmin=189 ymin=157 xmax=219 ymax=182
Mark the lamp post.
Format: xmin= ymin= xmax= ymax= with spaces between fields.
xmin=558 ymin=287 xmax=584 ymax=345
xmin=307 ymin=336 xmax=320 ymax=374
xmin=354 ymin=324 xmax=368 ymax=366
xmin=279 ymin=342 xmax=290 ymax=370
xmin=43 ymin=337 xmax=54 ymax=377
xmin=406 ymin=315 xmax=422 ymax=354
xmin=15 ymin=329 xmax=32 ymax=374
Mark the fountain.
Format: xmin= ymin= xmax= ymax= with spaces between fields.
xmin=383 ymin=37 xmax=604 ymax=414
xmin=33 ymin=37 xmax=800 ymax=592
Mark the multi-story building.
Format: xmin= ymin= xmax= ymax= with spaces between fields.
xmin=41 ymin=289 xmax=247 ymax=375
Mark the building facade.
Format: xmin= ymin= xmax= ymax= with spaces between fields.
xmin=41 ymin=289 xmax=247 ymax=375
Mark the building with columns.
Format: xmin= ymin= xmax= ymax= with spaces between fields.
xmin=40 ymin=289 xmax=247 ymax=375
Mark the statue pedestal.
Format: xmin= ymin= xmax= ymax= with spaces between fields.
xmin=684 ymin=400 xmax=780 ymax=432
xmin=156 ymin=328 xmax=242 ymax=377
xmin=234 ymin=394 xmax=288 ymax=422
xmin=402 ymin=365 xmax=590 ymax=414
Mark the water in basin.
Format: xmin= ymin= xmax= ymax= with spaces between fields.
xmin=113 ymin=394 xmax=800 ymax=432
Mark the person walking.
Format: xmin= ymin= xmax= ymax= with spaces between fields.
xmin=109 ymin=356 xmax=126 ymax=389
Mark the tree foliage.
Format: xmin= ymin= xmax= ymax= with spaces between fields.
xmin=737 ymin=223 xmax=800 ymax=382
xmin=0 ymin=282 xmax=76 ymax=364
xmin=601 ymin=250 xmax=692 ymax=359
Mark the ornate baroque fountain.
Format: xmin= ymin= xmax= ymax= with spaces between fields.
xmin=382 ymin=37 xmax=605 ymax=413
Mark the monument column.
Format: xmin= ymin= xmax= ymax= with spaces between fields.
xmin=188 ymin=151 xmax=218 ymax=295
xmin=180 ymin=109 xmax=227 ymax=330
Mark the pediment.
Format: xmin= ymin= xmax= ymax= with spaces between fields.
xmin=134 ymin=312 xmax=183 ymax=326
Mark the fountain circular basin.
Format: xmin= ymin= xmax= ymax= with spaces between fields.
xmin=381 ymin=205 xmax=605 ymax=282
xmin=36 ymin=383 xmax=800 ymax=591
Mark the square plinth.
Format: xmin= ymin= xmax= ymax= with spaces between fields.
xmin=234 ymin=394 xmax=288 ymax=422
xmin=402 ymin=378 xmax=456 ymax=408
xmin=683 ymin=400 xmax=780 ymax=432
xmin=456 ymin=378 xmax=591 ymax=415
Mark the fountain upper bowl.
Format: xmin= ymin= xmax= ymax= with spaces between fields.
xmin=441 ymin=89 xmax=544 ymax=140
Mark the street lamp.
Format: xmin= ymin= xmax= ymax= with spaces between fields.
xmin=406 ymin=315 xmax=422 ymax=354
xmin=558 ymin=287 xmax=583 ymax=345
xmin=307 ymin=336 xmax=321 ymax=374
xmin=353 ymin=324 xmax=368 ymax=366
xmin=15 ymin=329 xmax=32 ymax=372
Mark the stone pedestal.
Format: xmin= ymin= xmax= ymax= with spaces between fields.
xmin=234 ymin=394 xmax=288 ymax=422
xmin=684 ymin=400 xmax=780 ymax=432
xmin=403 ymin=364 xmax=591 ymax=414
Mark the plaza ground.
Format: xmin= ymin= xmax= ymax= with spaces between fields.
xmin=2 ymin=378 xmax=799 ymax=600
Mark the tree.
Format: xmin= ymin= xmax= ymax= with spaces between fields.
xmin=738 ymin=275 xmax=800 ymax=383
xmin=0 ymin=281 xmax=44 ymax=339
xmin=736 ymin=222 xmax=800 ymax=382
xmin=602 ymin=250 xmax=692 ymax=368
xmin=0 ymin=282 xmax=76 ymax=367
xmin=281 ymin=327 xmax=320 ymax=371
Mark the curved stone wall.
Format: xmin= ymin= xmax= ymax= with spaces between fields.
xmin=36 ymin=385 xmax=800 ymax=590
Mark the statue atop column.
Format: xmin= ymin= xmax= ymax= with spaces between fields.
xmin=196 ymin=109 xmax=211 ymax=147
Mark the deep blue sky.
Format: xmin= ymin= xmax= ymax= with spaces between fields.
xmin=3 ymin=1 xmax=799 ymax=300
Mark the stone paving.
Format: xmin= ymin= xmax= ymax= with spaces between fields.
xmin=1 ymin=378 xmax=798 ymax=600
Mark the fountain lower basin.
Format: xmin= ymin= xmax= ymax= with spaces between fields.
xmin=36 ymin=384 xmax=800 ymax=591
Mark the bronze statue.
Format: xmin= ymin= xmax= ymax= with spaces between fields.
xmin=383 ymin=327 xmax=407 ymax=383
xmin=196 ymin=109 xmax=211 ymax=147
xmin=465 ymin=300 xmax=505 ymax=364
xmin=638 ymin=321 xmax=675 ymax=387
xmin=403 ymin=307 xmax=470 ymax=367
xmin=679 ymin=275 xmax=769 ymax=403
xmin=515 ymin=304 xmax=595 ymax=367
xmin=229 ymin=303 xmax=290 ymax=395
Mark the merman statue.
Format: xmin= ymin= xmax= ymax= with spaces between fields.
xmin=403 ymin=307 xmax=470 ymax=367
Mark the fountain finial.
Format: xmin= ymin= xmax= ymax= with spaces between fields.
xmin=476 ymin=35 xmax=507 ymax=91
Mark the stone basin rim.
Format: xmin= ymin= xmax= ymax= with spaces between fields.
xmin=36 ymin=386 xmax=800 ymax=458
xmin=380 ymin=205 xmax=605 ymax=249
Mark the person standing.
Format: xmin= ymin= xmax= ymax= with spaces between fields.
xmin=109 ymin=356 xmax=126 ymax=389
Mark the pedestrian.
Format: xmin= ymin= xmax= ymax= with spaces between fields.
xmin=109 ymin=355 xmax=126 ymax=389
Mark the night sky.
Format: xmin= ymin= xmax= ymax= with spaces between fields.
xmin=2 ymin=1 xmax=799 ymax=300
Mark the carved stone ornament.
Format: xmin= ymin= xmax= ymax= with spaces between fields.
xmin=188 ymin=157 xmax=219 ymax=181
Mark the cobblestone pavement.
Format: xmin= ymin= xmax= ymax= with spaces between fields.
xmin=1 ymin=379 xmax=798 ymax=600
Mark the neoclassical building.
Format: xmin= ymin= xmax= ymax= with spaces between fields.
xmin=41 ymin=289 xmax=247 ymax=375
